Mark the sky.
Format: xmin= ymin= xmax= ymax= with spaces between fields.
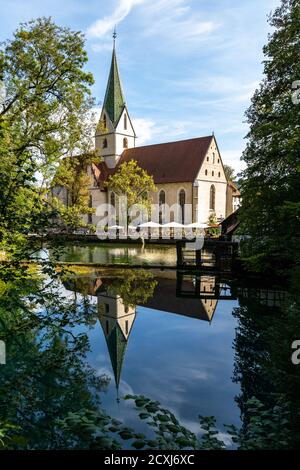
xmin=0 ymin=0 xmax=281 ymax=173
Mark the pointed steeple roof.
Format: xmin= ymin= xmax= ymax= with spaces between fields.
xmin=103 ymin=42 xmax=126 ymax=127
xmin=106 ymin=324 xmax=127 ymax=389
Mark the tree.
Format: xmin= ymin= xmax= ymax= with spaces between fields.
xmin=51 ymin=153 xmax=98 ymax=231
xmin=106 ymin=160 xmax=156 ymax=224
xmin=239 ymin=0 xmax=300 ymax=274
xmin=0 ymin=17 xmax=95 ymax=257
xmin=224 ymin=164 xmax=236 ymax=182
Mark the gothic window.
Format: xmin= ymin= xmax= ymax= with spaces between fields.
xmin=110 ymin=192 xmax=115 ymax=207
xmin=213 ymin=152 xmax=215 ymax=164
xmin=103 ymin=114 xmax=107 ymax=128
xmin=210 ymin=185 xmax=216 ymax=211
xmin=179 ymin=189 xmax=186 ymax=224
xmin=218 ymin=158 xmax=220 ymax=163
xmin=159 ymin=190 xmax=165 ymax=224
xmin=123 ymin=137 xmax=128 ymax=148
xmin=88 ymin=195 xmax=92 ymax=224
xmin=103 ymin=138 xmax=108 ymax=148
xmin=124 ymin=113 xmax=127 ymax=130
xmin=212 ymin=171 xmax=214 ymax=176
xmin=207 ymin=156 xmax=209 ymax=161
xmin=205 ymin=169 xmax=208 ymax=176
xmin=218 ymin=172 xmax=221 ymax=177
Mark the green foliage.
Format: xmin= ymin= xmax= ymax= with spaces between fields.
xmin=109 ymin=270 xmax=157 ymax=308
xmin=223 ymin=164 xmax=235 ymax=181
xmin=106 ymin=160 xmax=156 ymax=222
xmin=226 ymin=397 xmax=291 ymax=450
xmin=123 ymin=395 xmax=226 ymax=450
xmin=239 ymin=0 xmax=300 ymax=274
xmin=206 ymin=212 xmax=220 ymax=237
xmin=51 ymin=153 xmax=101 ymax=231
xmin=0 ymin=17 xmax=94 ymax=257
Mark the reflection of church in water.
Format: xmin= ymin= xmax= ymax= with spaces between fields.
xmin=65 ymin=272 xmax=286 ymax=392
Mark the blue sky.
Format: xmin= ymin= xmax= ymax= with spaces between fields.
xmin=0 ymin=0 xmax=280 ymax=172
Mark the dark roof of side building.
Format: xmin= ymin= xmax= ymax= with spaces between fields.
xmin=117 ymin=135 xmax=213 ymax=184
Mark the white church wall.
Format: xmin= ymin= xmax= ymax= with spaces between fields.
xmin=195 ymin=137 xmax=228 ymax=222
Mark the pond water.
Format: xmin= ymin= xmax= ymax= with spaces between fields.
xmin=49 ymin=242 xmax=177 ymax=266
xmin=1 ymin=243 xmax=298 ymax=450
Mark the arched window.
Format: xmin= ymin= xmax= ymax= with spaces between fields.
xmin=207 ymin=156 xmax=209 ymax=162
xmin=205 ymin=169 xmax=208 ymax=176
xmin=103 ymin=138 xmax=107 ymax=148
xmin=124 ymin=113 xmax=127 ymax=130
xmin=179 ymin=189 xmax=186 ymax=224
xmin=218 ymin=171 xmax=221 ymax=177
xmin=88 ymin=195 xmax=92 ymax=224
xmin=159 ymin=190 xmax=165 ymax=224
xmin=212 ymin=171 xmax=214 ymax=176
xmin=209 ymin=185 xmax=215 ymax=211
xmin=110 ymin=192 xmax=115 ymax=207
xmin=103 ymin=114 xmax=107 ymax=128
xmin=123 ymin=137 xmax=128 ymax=148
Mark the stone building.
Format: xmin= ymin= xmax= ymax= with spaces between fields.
xmin=55 ymin=38 xmax=238 ymax=226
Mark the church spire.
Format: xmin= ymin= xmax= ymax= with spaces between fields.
xmin=102 ymin=31 xmax=125 ymax=127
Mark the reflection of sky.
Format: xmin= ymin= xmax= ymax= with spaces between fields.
xmin=84 ymin=296 xmax=240 ymax=446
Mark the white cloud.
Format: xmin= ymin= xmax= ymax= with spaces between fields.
xmin=132 ymin=117 xmax=155 ymax=145
xmin=139 ymin=0 xmax=219 ymax=43
xmin=86 ymin=0 xmax=146 ymax=38
xmin=221 ymin=149 xmax=246 ymax=174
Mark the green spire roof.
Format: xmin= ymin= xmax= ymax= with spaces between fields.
xmin=106 ymin=324 xmax=127 ymax=389
xmin=103 ymin=46 xmax=126 ymax=127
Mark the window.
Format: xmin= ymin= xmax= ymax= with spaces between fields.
xmin=103 ymin=138 xmax=108 ymax=148
xmin=159 ymin=190 xmax=165 ymax=224
xmin=205 ymin=169 xmax=208 ymax=176
xmin=213 ymin=152 xmax=215 ymax=164
xmin=209 ymin=185 xmax=216 ymax=211
xmin=218 ymin=172 xmax=221 ymax=177
xmin=105 ymin=320 xmax=109 ymax=335
xmin=105 ymin=303 xmax=109 ymax=314
xmin=88 ymin=195 xmax=92 ymax=224
xmin=125 ymin=320 xmax=129 ymax=335
xmin=218 ymin=158 xmax=220 ymax=163
xmin=110 ymin=192 xmax=115 ymax=207
xmin=124 ymin=113 xmax=127 ymax=130
xmin=123 ymin=137 xmax=128 ymax=148
xmin=212 ymin=171 xmax=214 ymax=176
xmin=207 ymin=156 xmax=209 ymax=162
xmin=103 ymin=114 xmax=107 ymax=128
xmin=179 ymin=189 xmax=186 ymax=224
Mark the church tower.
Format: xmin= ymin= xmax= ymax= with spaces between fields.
xmin=95 ymin=31 xmax=136 ymax=169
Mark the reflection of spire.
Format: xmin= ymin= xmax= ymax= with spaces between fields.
xmin=106 ymin=323 xmax=127 ymax=390
xmin=98 ymin=290 xmax=136 ymax=394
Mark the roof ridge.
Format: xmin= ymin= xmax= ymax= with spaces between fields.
xmin=124 ymin=135 xmax=213 ymax=151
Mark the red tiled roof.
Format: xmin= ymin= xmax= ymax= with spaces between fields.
xmin=92 ymin=161 xmax=114 ymax=190
xmin=118 ymin=135 xmax=213 ymax=184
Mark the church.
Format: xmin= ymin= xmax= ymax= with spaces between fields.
xmin=68 ymin=37 xmax=237 ymax=226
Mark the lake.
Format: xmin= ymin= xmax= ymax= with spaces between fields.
xmin=0 ymin=242 xmax=298 ymax=450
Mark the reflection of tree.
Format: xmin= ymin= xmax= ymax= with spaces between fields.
xmin=232 ymin=290 xmax=300 ymax=449
xmin=109 ymin=270 xmax=157 ymax=308
xmin=0 ymin=272 xmax=110 ymax=449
